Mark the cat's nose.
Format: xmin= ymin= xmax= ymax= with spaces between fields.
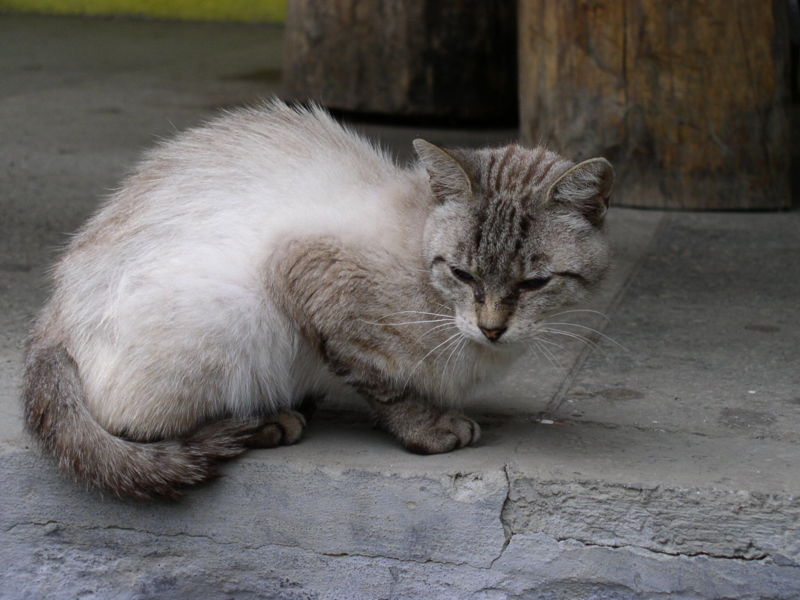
xmin=479 ymin=325 xmax=507 ymax=341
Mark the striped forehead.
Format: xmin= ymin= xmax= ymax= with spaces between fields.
xmin=463 ymin=145 xmax=571 ymax=275
xmin=469 ymin=201 xmax=532 ymax=275
xmin=478 ymin=145 xmax=572 ymax=198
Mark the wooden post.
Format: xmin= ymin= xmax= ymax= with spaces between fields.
xmin=284 ymin=0 xmax=517 ymax=123
xmin=519 ymin=0 xmax=791 ymax=209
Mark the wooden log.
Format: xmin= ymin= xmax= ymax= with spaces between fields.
xmin=283 ymin=0 xmax=517 ymax=123
xmin=519 ymin=0 xmax=791 ymax=209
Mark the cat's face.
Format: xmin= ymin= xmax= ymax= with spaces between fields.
xmin=416 ymin=140 xmax=613 ymax=348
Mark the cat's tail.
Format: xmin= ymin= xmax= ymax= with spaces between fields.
xmin=22 ymin=344 xmax=266 ymax=500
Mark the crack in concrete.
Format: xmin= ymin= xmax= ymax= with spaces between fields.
xmin=6 ymin=520 xmax=240 ymax=546
xmin=4 ymin=519 xmax=58 ymax=533
xmin=95 ymin=524 xmax=233 ymax=545
xmin=552 ymin=535 xmax=773 ymax=563
xmin=489 ymin=463 xmax=514 ymax=569
xmin=496 ymin=462 xmax=792 ymax=566
xmin=317 ymin=550 xmax=471 ymax=569
xmin=9 ymin=519 xmax=492 ymax=570
xmin=318 ymin=463 xmax=521 ymax=571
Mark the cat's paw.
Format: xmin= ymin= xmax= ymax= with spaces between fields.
xmin=404 ymin=412 xmax=481 ymax=455
xmin=246 ymin=410 xmax=307 ymax=448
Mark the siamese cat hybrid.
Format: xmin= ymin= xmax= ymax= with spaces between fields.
xmin=23 ymin=101 xmax=613 ymax=498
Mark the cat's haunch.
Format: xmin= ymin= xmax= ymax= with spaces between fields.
xmin=23 ymin=100 xmax=613 ymax=499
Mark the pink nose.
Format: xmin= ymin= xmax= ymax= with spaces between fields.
xmin=479 ymin=326 xmax=507 ymax=341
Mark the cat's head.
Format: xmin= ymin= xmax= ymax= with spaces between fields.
xmin=415 ymin=139 xmax=613 ymax=348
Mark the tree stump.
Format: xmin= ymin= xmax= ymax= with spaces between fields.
xmin=519 ymin=0 xmax=791 ymax=209
xmin=283 ymin=0 xmax=517 ymax=123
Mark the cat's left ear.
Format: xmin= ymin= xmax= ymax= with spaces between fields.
xmin=545 ymin=158 xmax=614 ymax=226
xmin=413 ymin=139 xmax=474 ymax=203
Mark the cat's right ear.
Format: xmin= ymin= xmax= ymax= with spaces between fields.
xmin=413 ymin=139 xmax=473 ymax=203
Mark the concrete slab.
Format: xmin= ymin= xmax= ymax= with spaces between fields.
xmin=1 ymin=14 xmax=799 ymax=600
xmin=561 ymin=212 xmax=800 ymax=443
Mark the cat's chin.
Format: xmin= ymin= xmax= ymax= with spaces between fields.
xmin=471 ymin=337 xmax=522 ymax=357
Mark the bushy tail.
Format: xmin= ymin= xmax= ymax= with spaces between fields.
xmin=23 ymin=344 xmax=265 ymax=500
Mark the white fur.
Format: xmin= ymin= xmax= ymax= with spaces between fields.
xmin=46 ymin=101 xmax=432 ymax=438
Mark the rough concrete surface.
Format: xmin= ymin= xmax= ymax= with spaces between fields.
xmin=1 ymin=15 xmax=799 ymax=600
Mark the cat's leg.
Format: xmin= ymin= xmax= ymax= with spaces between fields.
xmin=322 ymin=345 xmax=481 ymax=454
xmin=368 ymin=398 xmax=481 ymax=455
xmin=245 ymin=392 xmax=322 ymax=448
xmin=274 ymin=239 xmax=480 ymax=454
xmin=246 ymin=410 xmax=307 ymax=448
xmin=321 ymin=347 xmax=481 ymax=454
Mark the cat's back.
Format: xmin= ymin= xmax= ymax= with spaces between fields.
xmin=46 ymin=101 xmax=425 ymax=344
xmin=60 ymin=101 xmax=422 ymax=279
xmin=90 ymin=100 xmax=408 ymax=236
xmin=151 ymin=100 xmax=401 ymax=199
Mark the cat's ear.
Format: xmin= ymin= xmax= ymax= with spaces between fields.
xmin=413 ymin=139 xmax=474 ymax=202
xmin=545 ymin=157 xmax=614 ymax=226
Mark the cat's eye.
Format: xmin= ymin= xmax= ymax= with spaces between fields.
xmin=449 ymin=266 xmax=476 ymax=284
xmin=518 ymin=276 xmax=551 ymax=292
xmin=555 ymin=271 xmax=586 ymax=284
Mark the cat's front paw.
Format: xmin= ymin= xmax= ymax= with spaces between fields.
xmin=403 ymin=412 xmax=481 ymax=455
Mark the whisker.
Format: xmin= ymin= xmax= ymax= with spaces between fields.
xmin=534 ymin=336 xmax=568 ymax=353
xmin=412 ymin=332 xmax=463 ymax=397
xmin=451 ymin=338 xmax=470 ymax=395
xmin=374 ymin=310 xmax=453 ymax=321
xmin=538 ymin=327 xmax=600 ymax=350
xmin=535 ymin=340 xmax=563 ymax=369
xmin=440 ymin=336 xmax=466 ymax=395
xmin=540 ymin=322 xmax=628 ymax=352
xmin=529 ymin=340 xmax=559 ymax=369
xmin=543 ymin=309 xmax=610 ymax=322
xmin=436 ymin=333 xmax=464 ymax=366
xmin=527 ymin=342 xmax=546 ymax=364
xmin=402 ymin=331 xmax=463 ymax=392
xmin=416 ymin=321 xmax=458 ymax=341
xmin=360 ymin=318 xmax=452 ymax=326
xmin=538 ymin=328 xmax=616 ymax=362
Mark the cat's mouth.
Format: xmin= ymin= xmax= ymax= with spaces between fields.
xmin=455 ymin=315 xmax=518 ymax=348
xmin=467 ymin=328 xmax=518 ymax=349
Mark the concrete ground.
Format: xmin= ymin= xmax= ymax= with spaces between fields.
xmin=1 ymin=14 xmax=799 ymax=600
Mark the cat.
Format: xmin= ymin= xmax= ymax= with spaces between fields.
xmin=22 ymin=100 xmax=613 ymax=499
